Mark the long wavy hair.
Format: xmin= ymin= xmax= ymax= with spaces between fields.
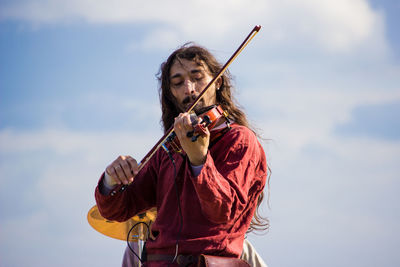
xmin=156 ymin=43 xmax=269 ymax=233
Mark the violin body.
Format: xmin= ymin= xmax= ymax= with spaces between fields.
xmin=163 ymin=105 xmax=229 ymax=153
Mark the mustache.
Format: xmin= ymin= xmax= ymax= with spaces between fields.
xmin=182 ymin=95 xmax=197 ymax=105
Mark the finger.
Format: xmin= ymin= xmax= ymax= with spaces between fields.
xmin=114 ymin=165 xmax=129 ymax=185
xmin=181 ymin=113 xmax=193 ymax=129
xmin=116 ymin=156 xmax=132 ymax=183
xmin=175 ymin=113 xmax=193 ymax=133
xmin=120 ymin=161 xmax=133 ymax=178
xmin=174 ymin=116 xmax=184 ymax=135
xmin=174 ymin=120 xmax=187 ymax=140
xmin=126 ymin=157 xmax=139 ymax=176
xmin=189 ymin=113 xmax=199 ymax=126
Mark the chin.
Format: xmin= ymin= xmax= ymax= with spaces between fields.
xmin=183 ymin=100 xmax=203 ymax=112
xmin=193 ymin=103 xmax=206 ymax=112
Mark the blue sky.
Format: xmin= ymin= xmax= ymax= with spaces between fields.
xmin=1 ymin=1 xmax=399 ymax=267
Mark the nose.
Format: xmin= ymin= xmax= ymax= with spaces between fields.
xmin=183 ymin=80 xmax=195 ymax=95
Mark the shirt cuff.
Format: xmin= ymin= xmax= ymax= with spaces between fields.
xmin=100 ymin=172 xmax=118 ymax=195
xmin=191 ymin=163 xmax=204 ymax=177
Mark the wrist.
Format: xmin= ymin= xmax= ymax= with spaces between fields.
xmin=104 ymin=171 xmax=118 ymax=187
xmin=188 ymin=151 xmax=207 ymax=166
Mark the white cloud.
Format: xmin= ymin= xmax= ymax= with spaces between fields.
xmin=1 ymin=1 xmax=399 ymax=265
xmin=126 ymin=27 xmax=183 ymax=52
xmin=243 ymin=84 xmax=400 ymax=153
xmin=0 ymin=127 xmax=160 ymax=162
xmin=277 ymin=0 xmax=381 ymax=52
xmin=0 ymin=127 xmax=160 ymax=266
xmin=0 ymin=0 xmax=386 ymax=53
xmin=1 ymin=82 xmax=400 ymax=266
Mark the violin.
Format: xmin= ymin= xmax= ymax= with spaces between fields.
xmin=188 ymin=105 xmax=229 ymax=141
xmin=163 ymin=105 xmax=229 ymax=153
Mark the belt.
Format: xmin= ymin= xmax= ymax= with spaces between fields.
xmin=146 ymin=254 xmax=250 ymax=267
xmin=147 ymin=254 xmax=198 ymax=267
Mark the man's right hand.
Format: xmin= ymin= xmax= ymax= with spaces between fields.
xmin=105 ymin=155 xmax=139 ymax=186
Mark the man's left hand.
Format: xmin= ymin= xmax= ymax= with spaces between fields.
xmin=174 ymin=112 xmax=209 ymax=166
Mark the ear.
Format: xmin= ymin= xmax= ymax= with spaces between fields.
xmin=216 ymin=76 xmax=223 ymax=90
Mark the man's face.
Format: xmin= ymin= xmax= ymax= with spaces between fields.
xmin=169 ymin=58 xmax=220 ymax=113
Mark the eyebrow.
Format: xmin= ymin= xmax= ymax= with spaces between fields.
xmin=170 ymin=69 xmax=203 ymax=80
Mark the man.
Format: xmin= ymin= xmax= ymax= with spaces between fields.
xmin=95 ymin=44 xmax=268 ymax=266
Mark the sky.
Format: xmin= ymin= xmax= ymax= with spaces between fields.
xmin=0 ymin=0 xmax=399 ymax=266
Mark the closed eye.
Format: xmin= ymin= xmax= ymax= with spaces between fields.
xmin=172 ymin=81 xmax=183 ymax=87
xmin=191 ymin=70 xmax=204 ymax=81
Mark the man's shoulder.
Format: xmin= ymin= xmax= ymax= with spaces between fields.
xmin=226 ymin=124 xmax=257 ymax=141
xmin=215 ymin=124 xmax=261 ymax=151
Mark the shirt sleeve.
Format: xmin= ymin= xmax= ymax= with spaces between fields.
xmin=95 ymin=161 xmax=157 ymax=222
xmin=189 ymin=127 xmax=267 ymax=224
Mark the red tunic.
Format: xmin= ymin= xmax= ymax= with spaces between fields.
xmin=95 ymin=124 xmax=267 ymax=265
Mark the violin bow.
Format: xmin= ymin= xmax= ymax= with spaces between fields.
xmin=126 ymin=25 xmax=261 ymax=183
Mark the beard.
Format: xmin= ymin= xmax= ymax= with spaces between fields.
xmin=180 ymin=95 xmax=206 ymax=113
